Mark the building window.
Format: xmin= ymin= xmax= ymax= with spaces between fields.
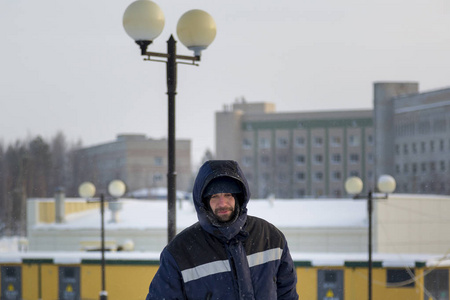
xmin=367 ymin=153 xmax=374 ymax=164
xmin=295 ymin=189 xmax=305 ymax=197
xmin=259 ymin=137 xmax=270 ymax=149
xmin=154 ymin=157 xmax=163 ymax=166
xmin=403 ymin=163 xmax=409 ymax=174
xmin=331 ymin=136 xmax=341 ymax=146
xmin=295 ymin=136 xmax=305 ymax=147
xmin=440 ymin=139 xmax=445 ymax=151
xmin=315 ymin=189 xmax=324 ymax=197
xmin=243 ymin=138 xmax=252 ymax=149
xmin=314 ymin=136 xmax=323 ymax=146
xmin=349 ymin=135 xmax=360 ymax=146
xmin=295 ymin=172 xmax=305 ymax=182
xmin=277 ymin=137 xmax=288 ymax=148
xmin=396 ymin=165 xmax=400 ymax=174
xmin=295 ymin=155 xmax=305 ymax=165
xmin=314 ymin=172 xmax=323 ymax=181
xmin=314 ymin=154 xmax=323 ymax=164
xmin=260 ymin=155 xmax=270 ymax=165
xmin=386 ymin=269 xmax=415 ymax=288
xmin=242 ymin=156 xmax=252 ymax=167
xmin=430 ymin=140 xmax=435 ymax=152
xmin=412 ymin=163 xmax=417 ymax=174
xmin=350 ymin=153 xmax=359 ymax=163
xmin=430 ymin=161 xmax=436 ymax=172
xmin=332 ymin=190 xmax=342 ymax=198
xmin=331 ymin=171 xmax=341 ymax=181
xmin=440 ymin=161 xmax=446 ymax=172
xmin=395 ymin=144 xmax=400 ymax=155
xmin=278 ymin=173 xmax=287 ymax=183
xmin=367 ymin=135 xmax=374 ymax=145
xmin=153 ymin=173 xmax=163 ymax=183
xmin=403 ymin=144 xmax=408 ymax=155
xmin=421 ymin=162 xmax=426 ymax=172
xmin=412 ymin=143 xmax=417 ymax=154
xmin=421 ymin=141 xmax=426 ymax=153
xmin=349 ymin=170 xmax=359 ymax=177
xmin=331 ymin=153 xmax=341 ymax=164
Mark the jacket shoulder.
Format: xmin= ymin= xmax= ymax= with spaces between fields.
xmin=166 ymin=222 xmax=228 ymax=271
xmin=245 ymin=216 xmax=287 ymax=254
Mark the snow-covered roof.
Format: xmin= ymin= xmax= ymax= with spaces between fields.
xmin=32 ymin=198 xmax=368 ymax=230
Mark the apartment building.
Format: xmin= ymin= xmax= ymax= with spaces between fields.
xmin=216 ymin=103 xmax=374 ymax=198
xmin=374 ymin=82 xmax=450 ymax=194
xmin=74 ymin=134 xmax=192 ymax=195
xmin=216 ymin=82 xmax=450 ymax=198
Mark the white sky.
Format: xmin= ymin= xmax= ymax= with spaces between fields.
xmin=1 ymin=0 xmax=450 ymax=166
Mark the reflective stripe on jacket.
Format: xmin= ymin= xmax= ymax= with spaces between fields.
xmin=146 ymin=160 xmax=298 ymax=299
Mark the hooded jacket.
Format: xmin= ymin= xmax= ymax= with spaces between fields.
xmin=146 ymin=160 xmax=298 ymax=300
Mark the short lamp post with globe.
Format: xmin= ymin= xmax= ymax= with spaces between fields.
xmin=78 ymin=180 xmax=126 ymax=300
xmin=344 ymin=175 xmax=396 ymax=300
xmin=122 ymin=0 xmax=216 ymax=243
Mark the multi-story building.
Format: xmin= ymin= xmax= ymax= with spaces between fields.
xmin=374 ymin=82 xmax=450 ymax=194
xmin=216 ymin=82 xmax=450 ymax=198
xmin=216 ymin=102 xmax=374 ymax=198
xmin=74 ymin=134 xmax=192 ymax=195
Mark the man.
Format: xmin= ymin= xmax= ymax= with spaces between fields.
xmin=146 ymin=160 xmax=298 ymax=299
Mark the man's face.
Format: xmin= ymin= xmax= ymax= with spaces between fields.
xmin=209 ymin=193 xmax=236 ymax=222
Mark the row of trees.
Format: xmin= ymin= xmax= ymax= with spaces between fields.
xmin=0 ymin=132 xmax=83 ymax=236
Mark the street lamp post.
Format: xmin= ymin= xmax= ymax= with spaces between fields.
xmin=78 ymin=180 xmax=126 ymax=300
xmin=122 ymin=0 xmax=216 ymax=243
xmin=345 ymin=175 xmax=396 ymax=300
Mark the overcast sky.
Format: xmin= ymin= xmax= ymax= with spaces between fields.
xmin=1 ymin=0 xmax=449 ymax=167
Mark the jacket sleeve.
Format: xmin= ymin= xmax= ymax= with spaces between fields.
xmin=146 ymin=248 xmax=186 ymax=300
xmin=276 ymin=242 xmax=299 ymax=300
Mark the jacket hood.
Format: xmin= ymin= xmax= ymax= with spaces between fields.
xmin=192 ymin=160 xmax=250 ymax=241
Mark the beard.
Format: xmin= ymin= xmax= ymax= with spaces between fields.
xmin=213 ymin=199 xmax=240 ymax=225
xmin=213 ymin=206 xmax=235 ymax=222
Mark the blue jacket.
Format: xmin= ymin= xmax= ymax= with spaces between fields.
xmin=146 ymin=160 xmax=298 ymax=300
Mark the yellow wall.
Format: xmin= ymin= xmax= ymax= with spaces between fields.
xmin=38 ymin=201 xmax=101 ymax=223
xmin=79 ymin=263 xmax=159 ymax=300
xmin=297 ymin=267 xmax=317 ymax=299
xmin=80 ymin=265 xmax=101 ymax=299
xmin=41 ymin=264 xmax=58 ymax=300
xmin=344 ymin=267 xmax=427 ymax=300
xmin=107 ymin=265 xmax=158 ymax=300
xmin=4 ymin=260 xmax=449 ymax=300
xmin=21 ymin=264 xmax=39 ymax=300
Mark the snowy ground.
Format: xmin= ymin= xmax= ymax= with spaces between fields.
xmin=0 ymin=236 xmax=27 ymax=253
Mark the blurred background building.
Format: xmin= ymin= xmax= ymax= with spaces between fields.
xmin=215 ymin=82 xmax=450 ymax=198
xmin=73 ymin=134 xmax=192 ymax=195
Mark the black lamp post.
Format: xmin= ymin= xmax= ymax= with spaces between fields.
xmin=345 ymin=175 xmax=396 ymax=300
xmin=122 ymin=0 xmax=216 ymax=243
xmin=79 ymin=180 xmax=126 ymax=300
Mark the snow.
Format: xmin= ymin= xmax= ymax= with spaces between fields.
xmin=32 ymin=198 xmax=367 ymax=231
xmin=0 ymin=236 xmax=27 ymax=253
